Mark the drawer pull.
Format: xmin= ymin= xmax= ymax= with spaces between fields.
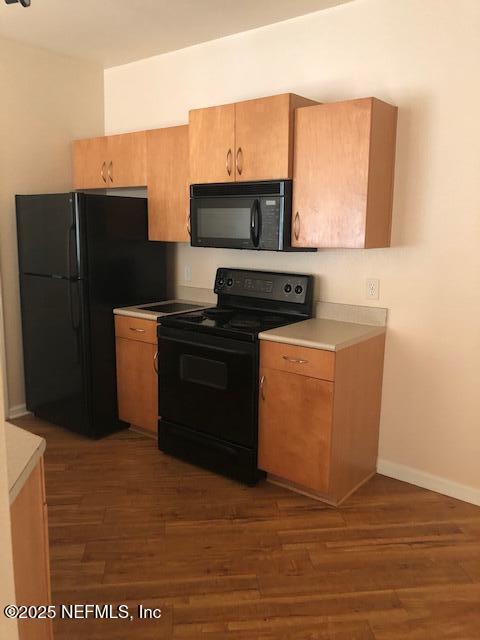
xmin=130 ymin=327 xmax=146 ymax=333
xmin=282 ymin=356 xmax=309 ymax=364
xmin=260 ymin=375 xmax=266 ymax=400
xmin=153 ymin=350 xmax=159 ymax=373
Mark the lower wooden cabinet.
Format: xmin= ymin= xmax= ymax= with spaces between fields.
xmin=115 ymin=316 xmax=158 ymax=434
xmin=258 ymin=368 xmax=333 ymax=493
xmin=10 ymin=458 xmax=53 ymax=640
xmin=258 ymin=334 xmax=386 ymax=505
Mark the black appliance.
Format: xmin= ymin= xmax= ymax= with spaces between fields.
xmin=190 ymin=180 xmax=315 ymax=252
xmin=158 ymin=268 xmax=314 ymax=484
xmin=16 ymin=193 xmax=167 ymax=438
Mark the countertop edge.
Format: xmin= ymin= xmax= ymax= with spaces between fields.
xmin=6 ymin=424 xmax=46 ymax=505
xmin=258 ymin=325 xmax=386 ymax=351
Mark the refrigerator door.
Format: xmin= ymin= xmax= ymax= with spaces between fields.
xmin=16 ymin=193 xmax=81 ymax=279
xmin=19 ymin=273 xmax=91 ymax=435
xmin=81 ymin=195 xmax=167 ymax=436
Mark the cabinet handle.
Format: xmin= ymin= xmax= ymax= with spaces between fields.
xmin=130 ymin=327 xmax=146 ymax=333
xmin=236 ymin=147 xmax=243 ymax=175
xmin=187 ymin=212 xmax=191 ymax=237
xmin=107 ymin=161 xmax=113 ymax=183
xmin=153 ymin=350 xmax=159 ymax=374
xmin=293 ymin=211 xmax=300 ymax=241
xmin=282 ymin=356 xmax=309 ymax=365
xmin=260 ymin=375 xmax=266 ymax=400
xmin=101 ymin=162 xmax=107 ymax=183
xmin=226 ymin=149 xmax=232 ymax=176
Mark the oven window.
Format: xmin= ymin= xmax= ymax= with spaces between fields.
xmin=197 ymin=207 xmax=251 ymax=239
xmin=180 ymin=354 xmax=227 ymax=390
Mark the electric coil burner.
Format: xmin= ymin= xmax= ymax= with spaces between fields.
xmin=157 ymin=268 xmax=314 ymax=484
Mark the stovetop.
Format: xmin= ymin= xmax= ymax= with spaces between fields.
xmin=159 ymin=268 xmax=314 ymax=342
xmin=159 ymin=306 xmax=306 ymax=342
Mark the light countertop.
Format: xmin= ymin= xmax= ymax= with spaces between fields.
xmin=5 ymin=422 xmax=46 ymax=504
xmin=113 ymin=299 xmax=211 ymax=321
xmin=259 ymin=318 xmax=386 ymax=351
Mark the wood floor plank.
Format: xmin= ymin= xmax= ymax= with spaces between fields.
xmin=13 ymin=415 xmax=480 ymax=640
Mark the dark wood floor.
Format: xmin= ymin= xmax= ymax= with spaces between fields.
xmin=13 ymin=415 xmax=480 ymax=640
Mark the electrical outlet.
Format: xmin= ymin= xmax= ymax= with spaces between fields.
xmin=184 ymin=265 xmax=192 ymax=283
xmin=366 ymin=278 xmax=379 ymax=300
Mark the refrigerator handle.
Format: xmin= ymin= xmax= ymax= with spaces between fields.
xmin=68 ymin=280 xmax=81 ymax=363
xmin=67 ymin=221 xmax=78 ymax=279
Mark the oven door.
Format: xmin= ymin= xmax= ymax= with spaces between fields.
xmin=190 ymin=196 xmax=261 ymax=249
xmin=158 ymin=327 xmax=257 ymax=447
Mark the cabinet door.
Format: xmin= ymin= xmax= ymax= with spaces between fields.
xmin=11 ymin=459 xmax=53 ymax=640
xmin=107 ymin=131 xmax=147 ymax=187
xmin=258 ymin=367 xmax=333 ymax=493
xmin=115 ymin=337 xmax=158 ymax=433
xmin=72 ymin=136 xmax=108 ymax=189
xmin=189 ymin=103 xmax=235 ymax=184
xmin=147 ymin=125 xmax=190 ymax=242
xmin=292 ymin=98 xmax=397 ymax=248
xmin=235 ymin=94 xmax=316 ymax=182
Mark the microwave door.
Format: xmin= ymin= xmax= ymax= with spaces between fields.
xmin=191 ymin=197 xmax=256 ymax=249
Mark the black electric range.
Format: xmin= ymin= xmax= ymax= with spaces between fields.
xmin=157 ymin=268 xmax=314 ymax=484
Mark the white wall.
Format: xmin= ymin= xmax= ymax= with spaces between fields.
xmin=105 ymin=0 xmax=480 ymax=496
xmin=0 ymin=36 xmax=104 ymax=416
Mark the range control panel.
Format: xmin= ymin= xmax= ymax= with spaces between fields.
xmin=214 ymin=268 xmax=312 ymax=306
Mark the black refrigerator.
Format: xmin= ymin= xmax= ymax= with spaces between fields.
xmin=16 ymin=193 xmax=167 ymax=438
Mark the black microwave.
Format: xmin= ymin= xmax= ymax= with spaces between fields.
xmin=190 ymin=180 xmax=314 ymax=252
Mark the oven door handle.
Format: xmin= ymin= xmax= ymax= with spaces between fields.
xmin=159 ymin=334 xmax=249 ymax=357
xmin=250 ymin=199 xmax=261 ymax=248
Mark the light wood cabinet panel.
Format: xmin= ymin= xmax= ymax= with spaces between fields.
xmin=115 ymin=314 xmax=158 ymax=344
xmin=329 ymin=333 xmax=386 ymax=501
xmin=115 ymin=336 xmax=158 ymax=433
xmin=258 ymin=334 xmax=386 ymax=505
xmin=189 ymin=103 xmax=235 ymax=184
xmin=147 ymin=125 xmax=190 ymax=242
xmin=72 ymin=131 xmax=146 ymax=189
xmin=258 ymin=367 xmax=333 ymax=493
xmin=260 ymin=340 xmax=335 ymax=381
xmin=72 ymin=136 xmax=108 ymax=189
xmin=292 ymin=97 xmax=397 ymax=248
xmin=235 ymin=94 xmax=317 ymax=182
xmin=10 ymin=459 xmax=53 ymax=640
xmin=107 ymin=131 xmax=147 ymax=188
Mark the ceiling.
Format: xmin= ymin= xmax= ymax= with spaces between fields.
xmin=0 ymin=0 xmax=353 ymax=68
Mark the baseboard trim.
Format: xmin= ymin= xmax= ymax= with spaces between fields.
xmin=8 ymin=404 xmax=30 ymax=419
xmin=377 ymin=458 xmax=480 ymax=507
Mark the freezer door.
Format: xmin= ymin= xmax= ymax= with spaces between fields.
xmin=16 ymin=193 xmax=80 ymax=278
xmin=19 ymin=274 xmax=91 ymax=435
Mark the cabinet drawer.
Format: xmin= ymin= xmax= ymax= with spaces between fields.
xmin=260 ymin=340 xmax=335 ymax=381
xmin=114 ymin=315 xmax=157 ymax=344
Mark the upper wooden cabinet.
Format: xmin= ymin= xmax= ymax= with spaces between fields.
xmin=189 ymin=104 xmax=235 ymax=184
xmin=292 ymin=98 xmax=398 ymax=249
xmin=108 ymin=131 xmax=147 ymax=188
xmin=72 ymin=131 xmax=147 ymax=189
xmin=147 ymin=125 xmax=190 ymax=242
xmin=189 ymin=93 xmax=317 ymax=184
xmin=72 ymin=136 xmax=108 ymax=189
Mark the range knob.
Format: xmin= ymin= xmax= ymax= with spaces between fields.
xmin=284 ymin=283 xmax=292 ymax=293
xmin=227 ymin=278 xmax=234 ymax=287
xmin=218 ymin=278 xmax=225 ymax=287
xmin=295 ymin=285 xmax=303 ymax=295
